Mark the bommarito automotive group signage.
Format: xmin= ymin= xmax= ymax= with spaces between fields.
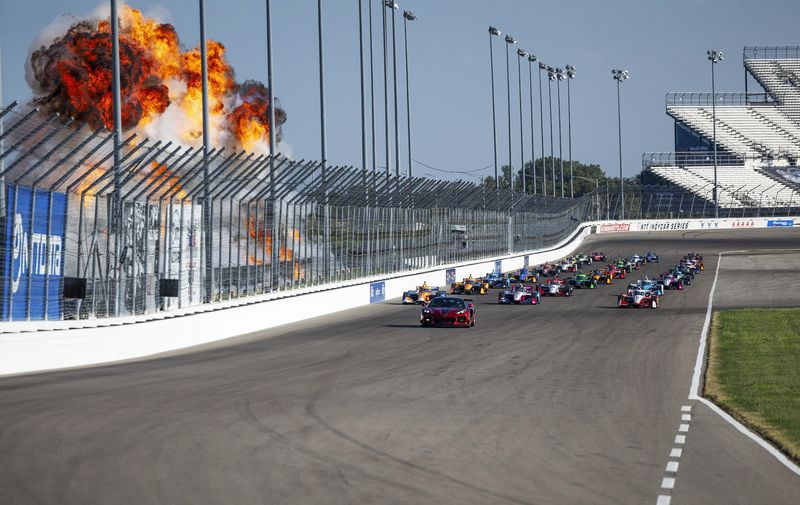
xmin=2 ymin=185 xmax=67 ymax=320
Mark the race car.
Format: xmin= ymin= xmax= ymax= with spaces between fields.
xmin=681 ymin=256 xmax=704 ymax=273
xmin=482 ymin=272 xmax=511 ymax=289
xmin=629 ymin=277 xmax=664 ymax=296
xmin=614 ymin=258 xmax=635 ymax=273
xmin=450 ymin=276 xmax=489 ymax=295
xmin=558 ymin=258 xmax=579 ymax=273
xmin=575 ymin=253 xmax=593 ymax=266
xmin=536 ymin=263 xmax=560 ymax=277
xmin=606 ymin=264 xmax=627 ymax=279
xmin=658 ymin=270 xmax=690 ymax=290
xmin=591 ymin=268 xmax=614 ymax=285
xmin=569 ymin=272 xmax=598 ymax=289
xmin=629 ymin=255 xmax=644 ymax=268
xmin=420 ymin=297 xmax=476 ymax=327
xmin=617 ymin=288 xmax=659 ymax=309
xmin=402 ymin=283 xmax=445 ymax=304
xmin=537 ymin=278 xmax=574 ymax=297
xmin=644 ymin=251 xmax=660 ymax=263
xmin=591 ymin=252 xmax=608 ymax=262
xmin=497 ymin=284 xmax=542 ymax=305
xmin=509 ymin=267 xmax=538 ymax=283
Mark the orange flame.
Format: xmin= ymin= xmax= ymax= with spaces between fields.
xmin=29 ymin=5 xmax=285 ymax=152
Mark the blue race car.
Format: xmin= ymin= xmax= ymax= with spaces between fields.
xmin=644 ymin=251 xmax=660 ymax=263
xmin=482 ymin=272 xmax=510 ymax=289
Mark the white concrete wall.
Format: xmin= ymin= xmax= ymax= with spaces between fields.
xmin=1 ymin=216 xmax=796 ymax=376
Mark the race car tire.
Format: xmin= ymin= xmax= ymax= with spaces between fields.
xmin=677 ymin=282 xmax=683 ymax=290
xmin=651 ymin=300 xmax=658 ymax=309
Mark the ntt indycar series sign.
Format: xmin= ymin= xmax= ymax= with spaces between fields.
xmin=637 ymin=221 xmax=691 ymax=231
xmin=2 ymin=185 xmax=67 ymax=320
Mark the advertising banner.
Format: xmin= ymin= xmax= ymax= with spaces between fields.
xmin=445 ymin=268 xmax=456 ymax=285
xmin=494 ymin=260 xmax=502 ymax=274
xmin=598 ymin=223 xmax=631 ymax=233
xmin=370 ymin=281 xmax=386 ymax=304
xmin=767 ymin=219 xmax=794 ymax=228
xmin=2 ymin=184 xmax=67 ymax=320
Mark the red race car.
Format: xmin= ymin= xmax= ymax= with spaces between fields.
xmin=606 ymin=264 xmax=627 ymax=279
xmin=591 ymin=252 xmax=608 ymax=262
xmin=420 ymin=297 xmax=476 ymax=327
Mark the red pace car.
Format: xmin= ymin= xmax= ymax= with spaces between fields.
xmin=420 ymin=297 xmax=476 ymax=328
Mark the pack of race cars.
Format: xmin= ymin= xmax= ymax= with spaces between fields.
xmin=406 ymin=251 xmax=704 ymax=326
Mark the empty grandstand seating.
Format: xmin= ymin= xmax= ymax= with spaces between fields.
xmin=647 ymin=165 xmax=800 ymax=208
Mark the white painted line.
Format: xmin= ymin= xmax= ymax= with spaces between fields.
xmin=657 ymin=495 xmax=672 ymax=505
xmin=681 ymin=414 xmax=691 ymax=422
xmin=687 ymin=252 xmax=800 ymax=477
xmin=674 ymin=435 xmax=686 ymax=445
xmin=679 ymin=423 xmax=690 ymax=433
xmin=696 ymin=396 xmax=800 ymax=476
xmin=661 ymin=477 xmax=676 ymax=490
xmin=670 ymin=448 xmax=683 ymax=458
xmin=681 ymin=405 xmax=692 ymax=412
xmin=666 ymin=461 xmax=680 ymax=473
xmin=688 ymin=252 xmax=722 ymax=400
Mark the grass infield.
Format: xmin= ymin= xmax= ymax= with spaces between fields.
xmin=705 ymin=308 xmax=800 ymax=462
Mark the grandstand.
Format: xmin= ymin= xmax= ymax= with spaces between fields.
xmin=644 ymin=46 xmax=800 ymax=212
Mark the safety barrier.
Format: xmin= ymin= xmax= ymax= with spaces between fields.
xmin=2 ymin=216 xmax=796 ymax=376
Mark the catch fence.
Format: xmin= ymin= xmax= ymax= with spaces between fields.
xmin=0 ymin=104 xmax=594 ymax=321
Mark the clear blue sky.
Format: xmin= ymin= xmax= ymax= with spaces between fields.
xmin=1 ymin=0 xmax=799 ymax=181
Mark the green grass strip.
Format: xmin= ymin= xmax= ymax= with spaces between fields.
xmin=706 ymin=308 xmax=800 ymax=462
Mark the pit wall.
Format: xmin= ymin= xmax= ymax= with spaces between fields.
xmin=1 ymin=216 xmax=796 ymax=376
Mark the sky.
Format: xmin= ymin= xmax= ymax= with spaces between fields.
xmin=1 ymin=0 xmax=799 ymax=182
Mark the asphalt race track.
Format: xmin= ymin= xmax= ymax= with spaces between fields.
xmin=0 ymin=228 xmax=799 ymax=505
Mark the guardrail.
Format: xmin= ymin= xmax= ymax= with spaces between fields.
xmin=665 ymin=92 xmax=774 ymax=107
xmin=744 ymin=46 xmax=800 ymax=60
xmin=2 ymin=216 xmax=796 ymax=376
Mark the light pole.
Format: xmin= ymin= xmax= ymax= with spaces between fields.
xmin=537 ymin=62 xmax=546 ymax=195
xmin=368 ymin=0 xmax=376 ymax=185
xmin=517 ymin=48 xmax=527 ymax=193
xmin=358 ymin=0 xmax=367 ymax=176
xmin=556 ymin=67 xmax=565 ymax=198
xmin=403 ymin=10 xmax=415 ymax=178
xmin=505 ymin=34 xmax=517 ymax=191
xmin=488 ymin=26 xmax=501 ymax=190
xmin=390 ymin=1 xmax=400 ymax=179
xmin=265 ymin=0 xmax=278 ymax=289
xmin=527 ymin=54 xmax=538 ymax=195
xmin=547 ymin=66 xmax=556 ymax=197
xmin=566 ymin=65 xmax=576 ymax=198
xmin=382 ymin=0 xmax=392 ymax=182
xmin=708 ymin=49 xmax=724 ymax=219
xmin=612 ymin=68 xmax=629 ymax=219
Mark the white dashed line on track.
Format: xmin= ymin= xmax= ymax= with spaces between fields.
xmin=655 ymin=405 xmax=693 ymax=503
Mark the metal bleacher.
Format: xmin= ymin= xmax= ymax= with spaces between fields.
xmin=647 ymin=46 xmax=800 ymax=210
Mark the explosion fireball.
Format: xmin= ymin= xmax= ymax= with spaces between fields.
xmin=26 ymin=4 xmax=287 ymax=155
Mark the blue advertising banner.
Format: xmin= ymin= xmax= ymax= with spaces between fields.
xmin=767 ymin=219 xmax=794 ymax=228
xmin=445 ymin=268 xmax=456 ymax=285
xmin=2 ymin=184 xmax=67 ymax=320
xmin=494 ymin=260 xmax=502 ymax=275
xmin=369 ymin=281 xmax=386 ymax=304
